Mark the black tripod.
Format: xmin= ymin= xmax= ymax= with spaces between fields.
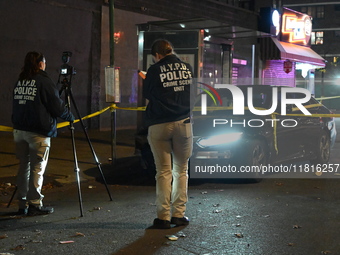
xmin=58 ymin=74 xmax=113 ymax=217
xmin=7 ymin=75 xmax=113 ymax=216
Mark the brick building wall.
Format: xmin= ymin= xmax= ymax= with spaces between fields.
xmin=0 ymin=0 xmax=266 ymax=130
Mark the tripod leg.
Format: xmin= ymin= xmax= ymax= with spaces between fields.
xmin=70 ymin=124 xmax=84 ymax=217
xmin=80 ymin=129 xmax=113 ymax=201
xmin=69 ymin=91 xmax=113 ymax=201
xmin=61 ymin=80 xmax=84 ymax=217
xmin=7 ymin=185 xmax=18 ymax=208
xmin=75 ymin=169 xmax=84 ymax=217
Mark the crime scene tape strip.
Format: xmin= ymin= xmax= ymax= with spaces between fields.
xmin=2 ymin=97 xmax=339 ymax=132
xmin=56 ymin=104 xmax=146 ymax=128
xmin=1 ymin=99 xmax=340 ymax=155
xmin=1 ymin=102 xmax=340 ymax=132
xmin=316 ymin=96 xmax=340 ymax=101
xmin=0 ymin=104 xmax=146 ymax=132
xmin=113 ymin=105 xmax=146 ymax=111
xmin=0 ymin=125 xmax=13 ymax=132
xmin=57 ymin=105 xmax=112 ymax=128
xmin=2 ymin=102 xmax=340 ymax=132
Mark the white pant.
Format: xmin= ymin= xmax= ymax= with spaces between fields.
xmin=13 ymin=130 xmax=50 ymax=208
xmin=148 ymin=119 xmax=193 ymax=221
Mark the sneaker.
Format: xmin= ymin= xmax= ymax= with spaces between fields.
xmin=171 ymin=216 xmax=190 ymax=226
xmin=152 ymin=218 xmax=171 ymax=229
xmin=27 ymin=205 xmax=54 ymax=216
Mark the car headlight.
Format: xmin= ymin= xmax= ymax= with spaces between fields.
xmin=196 ymin=132 xmax=243 ymax=148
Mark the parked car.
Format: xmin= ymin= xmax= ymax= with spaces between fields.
xmin=190 ymin=85 xmax=336 ymax=180
xmin=136 ymin=85 xmax=336 ymax=180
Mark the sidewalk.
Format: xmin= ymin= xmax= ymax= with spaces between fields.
xmin=0 ymin=128 xmax=138 ymax=185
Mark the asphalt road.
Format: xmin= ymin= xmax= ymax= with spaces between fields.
xmin=0 ymin=122 xmax=340 ymax=255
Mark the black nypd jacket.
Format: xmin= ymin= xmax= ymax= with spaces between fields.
xmin=12 ymin=70 xmax=74 ymax=137
xmin=143 ymin=54 xmax=194 ymax=127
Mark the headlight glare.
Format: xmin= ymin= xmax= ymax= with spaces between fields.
xmin=197 ymin=132 xmax=243 ymax=148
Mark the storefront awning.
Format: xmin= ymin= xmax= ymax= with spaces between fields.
xmin=260 ymin=37 xmax=326 ymax=68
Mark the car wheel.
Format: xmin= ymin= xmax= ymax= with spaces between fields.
xmin=310 ymin=130 xmax=330 ymax=165
xmin=242 ymin=139 xmax=267 ymax=182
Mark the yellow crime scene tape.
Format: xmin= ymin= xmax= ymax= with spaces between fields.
xmin=2 ymin=96 xmax=339 ymax=132
xmin=316 ymin=95 xmax=340 ymax=101
xmin=1 ymin=97 xmax=340 ymax=155
xmin=0 ymin=104 xmax=146 ymax=132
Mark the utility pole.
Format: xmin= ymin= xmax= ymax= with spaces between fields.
xmin=109 ymin=0 xmax=116 ymax=164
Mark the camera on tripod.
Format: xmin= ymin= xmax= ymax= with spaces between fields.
xmin=60 ymin=51 xmax=76 ymax=76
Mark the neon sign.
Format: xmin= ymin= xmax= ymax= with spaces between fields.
xmin=281 ymin=7 xmax=312 ymax=46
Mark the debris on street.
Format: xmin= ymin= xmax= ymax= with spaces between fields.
xmin=72 ymin=232 xmax=85 ymax=237
xmin=166 ymin=235 xmax=178 ymax=241
xmin=59 ymin=240 xmax=75 ymax=244
xmin=176 ymin=232 xmax=186 ymax=238
xmin=213 ymin=209 xmax=222 ymax=213
xmin=11 ymin=245 xmax=25 ymax=251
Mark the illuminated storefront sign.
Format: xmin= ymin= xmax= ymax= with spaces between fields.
xmin=281 ymin=7 xmax=312 ymax=46
xmin=259 ymin=7 xmax=281 ymax=36
xmin=272 ymin=9 xmax=280 ymax=36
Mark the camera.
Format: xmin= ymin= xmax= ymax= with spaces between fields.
xmin=60 ymin=51 xmax=76 ymax=76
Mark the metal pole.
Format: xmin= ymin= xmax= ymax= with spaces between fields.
xmin=252 ymin=44 xmax=255 ymax=85
xmin=229 ymin=46 xmax=233 ymax=84
xmin=109 ymin=0 xmax=114 ymax=66
xmin=321 ymin=71 xmax=325 ymax=97
xmin=109 ymin=0 xmax=116 ymax=164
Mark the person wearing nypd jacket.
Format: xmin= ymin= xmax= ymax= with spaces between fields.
xmin=12 ymin=51 xmax=75 ymax=216
xmin=143 ymin=39 xmax=194 ymax=229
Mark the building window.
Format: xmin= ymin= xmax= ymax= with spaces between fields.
xmin=300 ymin=6 xmax=324 ymax=19
xmin=316 ymin=6 xmax=324 ymax=18
xmin=311 ymin=31 xmax=324 ymax=45
xmin=301 ymin=6 xmax=312 ymax=16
